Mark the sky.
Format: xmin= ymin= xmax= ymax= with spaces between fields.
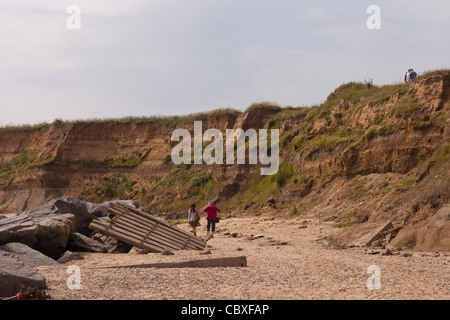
xmin=0 ymin=0 xmax=449 ymax=126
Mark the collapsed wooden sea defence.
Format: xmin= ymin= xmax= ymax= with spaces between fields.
xmin=89 ymin=202 xmax=206 ymax=252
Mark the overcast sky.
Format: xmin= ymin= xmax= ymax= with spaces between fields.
xmin=0 ymin=0 xmax=449 ymax=126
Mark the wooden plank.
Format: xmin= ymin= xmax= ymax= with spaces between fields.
xmin=91 ymin=213 xmax=205 ymax=252
xmin=108 ymin=204 xmax=206 ymax=248
xmin=105 ymin=256 xmax=248 ymax=269
xmin=89 ymin=220 xmax=164 ymax=252
xmin=113 ymin=203 xmax=202 ymax=242
xmin=109 ymin=218 xmax=182 ymax=251
xmin=110 ymin=217 xmax=200 ymax=251
xmin=90 ymin=220 xmax=184 ymax=252
xmin=91 ymin=204 xmax=206 ymax=252
xmin=110 ymin=210 xmax=203 ymax=250
xmin=111 ymin=209 xmax=203 ymax=249
xmin=89 ymin=220 xmax=161 ymax=253
xmin=108 ymin=205 xmax=206 ymax=247
xmin=103 ymin=223 xmax=173 ymax=252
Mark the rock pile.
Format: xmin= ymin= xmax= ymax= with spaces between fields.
xmin=0 ymin=196 xmax=150 ymax=298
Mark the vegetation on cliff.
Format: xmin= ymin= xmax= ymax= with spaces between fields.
xmin=0 ymin=70 xmax=449 ymax=251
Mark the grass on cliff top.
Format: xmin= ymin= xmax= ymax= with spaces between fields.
xmin=2 ymin=68 xmax=449 ymax=133
xmin=0 ymin=108 xmax=242 ymax=132
xmin=278 ymin=68 xmax=450 ymax=155
xmin=418 ymin=68 xmax=450 ymax=79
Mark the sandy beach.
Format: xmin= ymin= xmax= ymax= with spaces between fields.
xmin=36 ymin=215 xmax=449 ymax=300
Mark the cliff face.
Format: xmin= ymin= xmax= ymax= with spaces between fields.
xmin=1 ymin=71 xmax=449 ymax=251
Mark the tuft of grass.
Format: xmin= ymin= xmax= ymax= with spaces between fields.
xmin=292 ymin=134 xmax=306 ymax=150
xmin=273 ymin=163 xmax=294 ymax=187
xmin=103 ymin=152 xmax=142 ymax=168
xmin=333 ymin=222 xmax=355 ymax=228
xmin=0 ymin=150 xmax=53 ymax=184
xmin=0 ymin=108 xmax=242 ymax=132
xmin=390 ymin=94 xmax=421 ymax=117
xmin=384 ymin=172 xmax=415 ymax=194
xmin=323 ymin=82 xmax=375 ymax=109
xmin=301 ymin=130 xmax=358 ymax=155
xmin=79 ymin=176 xmax=138 ymax=202
xmin=364 ymin=124 xmax=394 ymax=140
xmin=289 ymin=206 xmax=298 ymax=216
xmin=245 ymin=101 xmax=281 ymax=112
xmin=288 ymin=201 xmax=316 ymax=217
xmin=365 ymin=84 xmax=409 ymax=107
xmin=417 ymin=68 xmax=450 ymax=79
xmin=191 ymin=172 xmax=212 ymax=188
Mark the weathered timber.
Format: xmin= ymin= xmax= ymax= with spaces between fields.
xmin=89 ymin=220 xmax=162 ymax=252
xmin=109 ymin=205 xmax=205 ymax=248
xmin=88 ymin=203 xmax=206 ymax=253
xmin=114 ymin=203 xmax=205 ymax=246
xmin=109 ymin=208 xmax=202 ymax=249
xmin=104 ymin=256 xmax=248 ymax=269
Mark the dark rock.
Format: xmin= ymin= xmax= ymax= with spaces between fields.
xmin=34 ymin=213 xmax=76 ymax=259
xmin=85 ymin=202 xmax=106 ymax=218
xmin=57 ymin=250 xmax=84 ymax=263
xmin=51 ymin=196 xmax=93 ymax=235
xmin=22 ymin=196 xmax=92 ymax=236
xmin=138 ymin=206 xmax=152 ymax=215
xmin=0 ymin=197 xmax=145 ymax=259
xmin=108 ymin=240 xmax=133 ymax=253
xmin=22 ymin=202 xmax=58 ymax=217
xmin=0 ymin=212 xmax=75 ymax=259
xmin=0 ymin=214 xmax=40 ymax=248
xmin=164 ymin=212 xmax=187 ymax=220
xmin=92 ymin=232 xmax=132 ymax=253
xmin=67 ymin=232 xmax=108 ymax=253
xmin=0 ymin=251 xmax=47 ymax=297
xmin=0 ymin=242 xmax=61 ymax=267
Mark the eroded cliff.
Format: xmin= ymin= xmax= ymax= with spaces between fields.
xmin=1 ymin=71 xmax=449 ymax=251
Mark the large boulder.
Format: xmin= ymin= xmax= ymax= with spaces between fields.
xmin=0 ymin=197 xmax=147 ymax=259
xmin=0 ymin=242 xmax=61 ymax=267
xmin=34 ymin=214 xmax=76 ymax=259
xmin=0 ymin=251 xmax=47 ymax=297
xmin=0 ymin=214 xmax=39 ymax=248
xmin=24 ymin=196 xmax=142 ymax=236
xmin=0 ymin=213 xmax=75 ymax=259
xmin=24 ymin=196 xmax=102 ymax=236
xmin=46 ymin=196 xmax=93 ymax=236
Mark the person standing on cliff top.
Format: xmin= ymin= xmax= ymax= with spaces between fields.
xmin=404 ymin=69 xmax=411 ymax=83
xmin=203 ymin=201 xmax=220 ymax=236
xmin=409 ymin=68 xmax=417 ymax=81
xmin=405 ymin=68 xmax=417 ymax=83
